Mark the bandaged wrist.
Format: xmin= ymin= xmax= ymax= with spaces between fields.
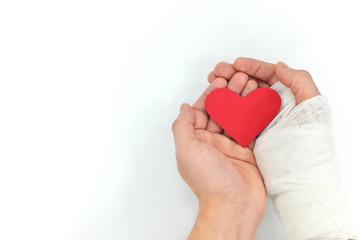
xmin=254 ymin=82 xmax=358 ymax=240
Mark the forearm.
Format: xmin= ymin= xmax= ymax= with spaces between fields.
xmin=188 ymin=199 xmax=260 ymax=240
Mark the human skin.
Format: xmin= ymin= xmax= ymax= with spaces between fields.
xmin=208 ymin=58 xmax=320 ymax=106
xmin=172 ymin=75 xmax=266 ymax=239
xmin=173 ymin=58 xmax=324 ymax=240
xmin=209 ymin=59 xmax=356 ymax=240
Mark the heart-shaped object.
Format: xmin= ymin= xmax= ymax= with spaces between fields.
xmin=205 ymin=88 xmax=281 ymax=147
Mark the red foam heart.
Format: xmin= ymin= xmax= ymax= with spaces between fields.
xmin=205 ymin=88 xmax=281 ymax=147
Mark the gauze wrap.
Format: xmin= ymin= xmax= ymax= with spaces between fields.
xmin=254 ymin=82 xmax=358 ymax=240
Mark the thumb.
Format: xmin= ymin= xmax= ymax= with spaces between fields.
xmin=275 ymin=61 xmax=320 ymax=105
xmin=172 ymin=103 xmax=197 ymax=148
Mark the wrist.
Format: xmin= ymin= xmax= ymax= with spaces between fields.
xmin=188 ymin=198 xmax=260 ymax=240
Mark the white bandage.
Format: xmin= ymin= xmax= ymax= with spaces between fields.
xmin=254 ymin=82 xmax=358 ymax=240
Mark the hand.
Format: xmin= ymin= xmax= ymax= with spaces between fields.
xmin=209 ymin=58 xmax=357 ymax=240
xmin=208 ymin=59 xmax=320 ymax=106
xmin=172 ymin=77 xmax=266 ymax=240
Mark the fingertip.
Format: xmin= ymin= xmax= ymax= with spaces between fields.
xmin=177 ymin=103 xmax=193 ymax=120
xmin=173 ymin=103 xmax=195 ymax=133
xmin=180 ymin=103 xmax=193 ymax=115
xmin=207 ymin=71 xmax=217 ymax=83
xmin=234 ymin=57 xmax=246 ymax=66
xmin=213 ymin=77 xmax=228 ymax=88
xmin=204 ymin=77 xmax=227 ymax=96
xmin=180 ymin=103 xmax=186 ymax=112
xmin=201 ymin=77 xmax=228 ymax=98
xmin=247 ymin=79 xmax=258 ymax=90
xmin=241 ymin=79 xmax=258 ymax=97
xmin=214 ymin=62 xmax=236 ymax=80
xmin=227 ymin=72 xmax=248 ymax=94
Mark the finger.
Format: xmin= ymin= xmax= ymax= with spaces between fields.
xmin=192 ymin=78 xmax=227 ymax=129
xmin=206 ymin=72 xmax=249 ymax=133
xmin=222 ymin=78 xmax=258 ymax=139
xmin=214 ymin=62 xmax=236 ymax=80
xmin=227 ymin=72 xmax=249 ymax=93
xmin=256 ymin=79 xmax=270 ymax=88
xmin=247 ymin=76 xmax=271 ymax=88
xmin=222 ymin=72 xmax=250 ymax=137
xmin=193 ymin=77 xmax=228 ymax=111
xmin=224 ymin=79 xmax=258 ymax=140
xmin=207 ymin=71 xmax=217 ymax=83
xmin=233 ymin=57 xmax=278 ymax=85
xmin=241 ymin=79 xmax=258 ymax=97
xmin=228 ymin=79 xmax=258 ymax=149
xmin=205 ymin=118 xmax=222 ymax=133
xmin=275 ymin=62 xmax=320 ymax=105
xmin=193 ymin=109 xmax=208 ymax=130
xmin=248 ymin=140 xmax=255 ymax=151
xmin=172 ymin=104 xmax=197 ymax=148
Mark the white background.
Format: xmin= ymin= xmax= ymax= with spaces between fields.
xmin=0 ymin=0 xmax=359 ymax=239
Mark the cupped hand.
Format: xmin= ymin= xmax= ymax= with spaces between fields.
xmin=208 ymin=59 xmax=358 ymax=240
xmin=172 ymin=77 xmax=266 ymax=231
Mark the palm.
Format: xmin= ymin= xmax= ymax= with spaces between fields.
xmin=176 ymin=75 xmax=266 ymax=219
xmin=194 ymin=127 xmax=265 ymax=204
xmin=179 ymin=125 xmax=265 ymax=209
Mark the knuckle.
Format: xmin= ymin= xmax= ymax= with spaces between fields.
xmin=296 ymin=69 xmax=312 ymax=79
xmin=171 ymin=119 xmax=179 ymax=132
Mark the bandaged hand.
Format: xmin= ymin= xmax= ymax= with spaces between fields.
xmin=209 ymin=58 xmax=358 ymax=240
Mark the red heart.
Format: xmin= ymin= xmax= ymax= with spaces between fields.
xmin=205 ymin=88 xmax=281 ymax=147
